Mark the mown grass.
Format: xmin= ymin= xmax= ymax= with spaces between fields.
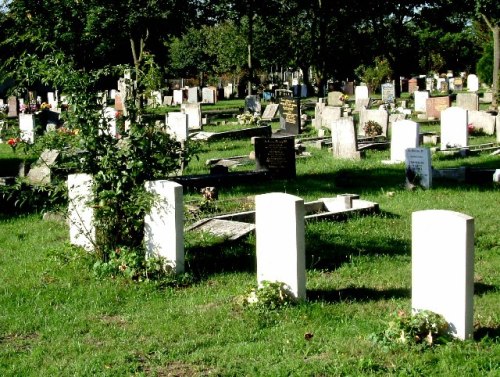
xmin=0 ymin=99 xmax=499 ymax=376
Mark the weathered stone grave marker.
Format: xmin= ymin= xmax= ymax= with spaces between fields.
xmin=355 ymin=86 xmax=369 ymax=110
xmin=27 ymin=149 xmax=59 ymax=185
xmin=19 ymin=113 xmax=35 ymax=143
xmin=456 ymin=93 xmax=479 ymax=111
xmin=245 ymin=95 xmax=261 ymax=115
xmin=426 ymin=96 xmax=450 ymax=119
xmin=7 ymin=96 xmax=18 ymax=117
xmin=181 ymin=103 xmax=202 ymax=130
xmin=187 ymin=87 xmax=198 ymax=103
xmin=144 ymin=180 xmax=184 ymax=274
xmin=412 ymin=210 xmax=474 ymax=340
xmin=468 ymin=110 xmax=495 ymax=135
xmin=331 ymin=117 xmax=360 ymax=160
xmin=381 ymin=83 xmax=395 ymax=103
xmin=328 ymin=91 xmax=344 ymax=107
xmin=405 ymin=148 xmax=432 ymax=189
xmin=414 ymin=91 xmax=429 ymax=113
xmin=256 ymin=193 xmax=306 ymax=299
xmin=166 ymin=112 xmax=188 ymax=142
xmin=467 ymin=74 xmax=479 ymax=92
xmin=261 ymin=104 xmax=279 ymax=121
xmin=202 ymin=87 xmax=217 ymax=104
xmin=359 ymin=109 xmax=389 ymax=136
xmin=68 ymin=173 xmax=95 ymax=252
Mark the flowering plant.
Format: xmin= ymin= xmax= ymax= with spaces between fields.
xmin=40 ymin=102 xmax=51 ymax=111
xmin=363 ymin=120 xmax=383 ymax=137
xmin=237 ymin=112 xmax=261 ymax=125
xmin=339 ymin=94 xmax=349 ymax=102
xmin=7 ymin=137 xmax=22 ymax=153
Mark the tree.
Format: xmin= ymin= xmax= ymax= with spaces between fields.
xmin=476 ymin=0 xmax=500 ymax=109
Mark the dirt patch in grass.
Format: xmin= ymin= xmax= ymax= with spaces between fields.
xmin=0 ymin=332 xmax=39 ymax=352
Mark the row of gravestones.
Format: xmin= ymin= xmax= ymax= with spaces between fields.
xmin=67 ymin=174 xmax=475 ymax=341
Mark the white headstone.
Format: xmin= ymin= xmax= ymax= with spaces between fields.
xmin=456 ymin=93 xmax=479 ymax=111
xmin=497 ymin=114 xmax=500 ymax=143
xmin=467 ymin=74 xmax=479 ymax=92
xmin=359 ymin=109 xmax=389 ymax=136
xmin=187 ymin=87 xmax=198 ymax=103
xmin=355 ymin=85 xmax=369 ymax=100
xmin=389 ymin=120 xmax=419 ymax=162
xmin=202 ymin=87 xmax=217 ymax=104
xmin=144 ymin=180 xmax=184 ymax=274
xmin=173 ymin=89 xmax=184 ymax=105
xmin=412 ymin=210 xmax=474 ymax=340
xmin=321 ymin=106 xmax=342 ymax=129
xmin=327 ymin=91 xmax=344 ymax=107
xmin=103 ymin=107 xmax=117 ymax=137
xmin=261 ymin=104 xmax=279 ymax=121
xmin=440 ymin=107 xmax=468 ymax=150
xmin=467 ymin=110 xmax=495 ymax=135
xmin=414 ymin=91 xmax=429 ymax=113
xmin=47 ymin=92 xmax=57 ymax=109
xmin=181 ymin=103 xmax=202 ymax=130
xmin=313 ymin=102 xmax=326 ymax=130
xmin=166 ymin=112 xmax=188 ymax=142
xmin=405 ymin=148 xmax=432 ymax=189
xmin=19 ymin=114 xmax=35 ymax=143
xmin=67 ymin=174 xmax=95 ymax=251
xmin=256 ymin=193 xmax=306 ymax=299
xmin=331 ymin=117 xmax=360 ymax=160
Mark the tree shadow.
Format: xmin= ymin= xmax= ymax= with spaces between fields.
xmin=474 ymin=282 xmax=498 ymax=296
xmin=307 ymin=286 xmax=410 ymax=303
xmin=474 ymin=326 xmax=500 ymax=341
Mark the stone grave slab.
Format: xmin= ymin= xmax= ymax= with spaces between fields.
xmin=467 ymin=110 xmax=495 ymax=135
xmin=144 ymin=180 xmax=184 ymax=273
xmin=387 ymin=120 xmax=419 ymax=163
xmin=27 ymin=149 xmax=59 ymax=185
xmin=256 ymin=193 xmax=306 ymax=299
xmin=381 ymin=83 xmax=395 ymax=103
xmin=331 ymin=117 xmax=360 ymax=160
xmin=254 ymin=136 xmax=296 ymax=179
xmin=186 ymin=218 xmax=255 ymax=241
xmin=426 ymin=96 xmax=450 ymax=119
xmin=67 ymin=173 xmax=95 ymax=252
xmin=441 ymin=107 xmax=468 ymax=150
xmin=321 ymin=106 xmax=342 ymax=129
xmin=359 ymin=109 xmax=389 ymax=136
xmin=19 ymin=114 xmax=35 ymax=143
xmin=163 ymin=96 xmax=173 ymax=106
xmin=166 ymin=112 xmax=188 ymax=142
xmin=261 ymin=104 xmax=279 ymax=121
xmin=8 ymin=96 xmax=18 ymax=117
xmin=187 ymin=87 xmax=198 ymax=103
xmin=405 ymin=148 xmax=432 ymax=189
xmin=181 ymin=103 xmax=202 ymax=130
xmin=412 ymin=210 xmax=474 ymax=340
xmin=313 ymin=102 xmax=326 ymax=130
xmin=456 ymin=93 xmax=479 ymax=111
xmin=279 ymin=97 xmax=301 ymax=135
xmin=328 ymin=91 xmax=344 ymax=107
xmin=467 ymin=74 xmax=479 ymax=92
xmin=414 ymin=91 xmax=429 ymax=113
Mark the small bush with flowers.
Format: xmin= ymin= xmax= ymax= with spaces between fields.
xmin=363 ymin=120 xmax=383 ymax=137
xmin=237 ymin=111 xmax=261 ymax=125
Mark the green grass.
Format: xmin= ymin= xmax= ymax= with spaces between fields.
xmin=1 ymin=100 xmax=499 ymax=376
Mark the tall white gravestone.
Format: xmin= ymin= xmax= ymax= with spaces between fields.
xmin=440 ymin=107 xmax=468 ymax=149
xmin=19 ymin=114 xmax=35 ymax=143
xmin=144 ymin=180 xmax=184 ymax=274
xmin=166 ymin=112 xmax=189 ymax=142
xmin=414 ymin=91 xmax=429 ymax=113
xmin=331 ymin=117 xmax=360 ymax=160
xmin=389 ymin=120 xmax=419 ymax=163
xmin=412 ymin=210 xmax=474 ymax=340
xmin=256 ymin=193 xmax=306 ymax=299
xmin=67 ymin=174 xmax=95 ymax=252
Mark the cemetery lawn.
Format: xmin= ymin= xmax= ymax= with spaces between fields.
xmin=1 ymin=143 xmax=499 ymax=376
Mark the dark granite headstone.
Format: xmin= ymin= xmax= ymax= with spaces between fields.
xmin=245 ymin=95 xmax=261 ymax=114
xmin=279 ymin=97 xmax=301 ymax=135
xmin=254 ymin=136 xmax=296 ymax=179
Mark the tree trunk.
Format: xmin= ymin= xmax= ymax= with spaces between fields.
xmin=492 ymin=24 xmax=499 ymax=109
xmin=481 ymin=15 xmax=499 ymax=110
xmin=247 ymin=11 xmax=253 ymax=96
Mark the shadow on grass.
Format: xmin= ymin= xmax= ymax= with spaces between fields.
xmin=474 ymin=282 xmax=498 ymax=296
xmin=185 ymin=238 xmax=255 ymax=278
xmin=307 ymin=287 xmax=410 ymax=303
xmin=474 ymin=326 xmax=500 ymax=341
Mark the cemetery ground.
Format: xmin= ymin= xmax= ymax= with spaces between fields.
xmin=0 ymin=103 xmax=499 ymax=376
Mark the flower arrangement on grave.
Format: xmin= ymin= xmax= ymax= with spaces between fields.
xmin=237 ymin=111 xmax=261 ymax=125
xmin=363 ymin=120 xmax=383 ymax=137
xmin=40 ymin=102 xmax=51 ymax=111
xmin=467 ymin=123 xmax=482 ymax=136
xmin=339 ymin=94 xmax=349 ymax=103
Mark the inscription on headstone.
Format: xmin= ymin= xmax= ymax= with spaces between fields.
xmin=381 ymin=83 xmax=395 ymax=103
xmin=279 ymin=97 xmax=301 ymax=135
xmin=405 ymin=148 xmax=432 ymax=189
xmin=254 ymin=136 xmax=296 ymax=179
